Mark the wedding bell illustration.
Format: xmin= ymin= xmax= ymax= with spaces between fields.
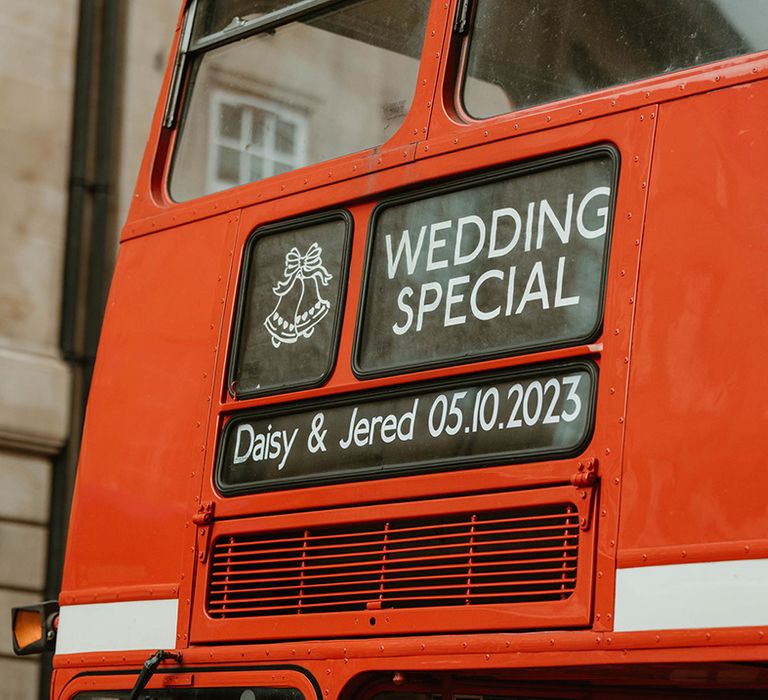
xmin=264 ymin=242 xmax=333 ymax=348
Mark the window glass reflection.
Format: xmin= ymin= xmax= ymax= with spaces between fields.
xmin=171 ymin=0 xmax=429 ymax=201
xmin=463 ymin=0 xmax=768 ymax=119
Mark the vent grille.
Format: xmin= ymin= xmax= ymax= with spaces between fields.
xmin=207 ymin=503 xmax=580 ymax=618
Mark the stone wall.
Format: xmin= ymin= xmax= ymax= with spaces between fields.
xmin=0 ymin=1 xmax=178 ymax=697
xmin=0 ymin=2 xmax=78 ymax=696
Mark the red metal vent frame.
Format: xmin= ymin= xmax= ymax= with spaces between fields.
xmin=191 ymin=485 xmax=596 ymax=643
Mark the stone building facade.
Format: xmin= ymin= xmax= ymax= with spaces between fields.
xmin=0 ymin=2 xmax=179 ymax=697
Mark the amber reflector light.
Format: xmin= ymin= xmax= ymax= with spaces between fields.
xmin=207 ymin=503 xmax=579 ymax=618
xmin=13 ymin=610 xmax=43 ymax=648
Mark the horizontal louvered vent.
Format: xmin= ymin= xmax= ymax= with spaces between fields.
xmin=207 ymin=503 xmax=579 ymax=618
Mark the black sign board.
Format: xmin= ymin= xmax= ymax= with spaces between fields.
xmin=354 ymin=147 xmax=617 ymax=376
xmin=230 ymin=212 xmax=351 ymax=398
xmin=217 ymin=361 xmax=596 ymax=494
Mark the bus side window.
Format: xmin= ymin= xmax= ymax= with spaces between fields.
xmin=168 ymin=0 xmax=430 ymax=202
xmin=462 ymin=0 xmax=768 ymax=119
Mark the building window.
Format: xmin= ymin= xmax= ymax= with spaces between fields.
xmin=208 ymin=90 xmax=308 ymax=193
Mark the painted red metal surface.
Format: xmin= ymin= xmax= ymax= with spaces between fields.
xmin=55 ymin=0 xmax=768 ymax=697
xmin=619 ymin=79 xmax=768 ymax=558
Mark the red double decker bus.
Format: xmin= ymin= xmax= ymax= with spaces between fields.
xmin=14 ymin=1 xmax=768 ymax=698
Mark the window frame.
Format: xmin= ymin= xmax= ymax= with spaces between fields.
xmin=163 ymin=0 xmax=433 ymax=202
xmin=455 ymin=0 xmax=768 ymax=123
xmin=164 ymin=0 xmax=351 ymax=129
xmin=207 ymin=89 xmax=309 ymax=194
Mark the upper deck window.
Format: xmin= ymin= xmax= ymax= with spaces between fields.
xmin=169 ymin=0 xmax=430 ymax=201
xmin=462 ymin=0 xmax=768 ymax=119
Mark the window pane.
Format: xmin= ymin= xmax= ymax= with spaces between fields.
xmin=249 ymin=155 xmax=265 ymax=180
xmin=217 ymin=145 xmax=241 ymax=182
xmin=219 ymin=102 xmax=243 ymax=140
xmin=171 ymin=0 xmax=429 ymax=201
xmin=250 ymin=109 xmax=266 ymax=146
xmin=463 ymin=0 xmax=768 ymax=119
xmin=275 ymin=118 xmax=296 ymax=153
xmin=231 ymin=215 xmax=350 ymax=397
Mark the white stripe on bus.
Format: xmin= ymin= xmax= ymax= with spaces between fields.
xmin=56 ymin=598 xmax=178 ymax=655
xmin=614 ymin=558 xmax=768 ymax=632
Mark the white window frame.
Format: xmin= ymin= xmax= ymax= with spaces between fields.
xmin=207 ymin=89 xmax=308 ymax=193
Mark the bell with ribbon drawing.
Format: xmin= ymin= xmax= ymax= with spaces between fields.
xmin=264 ymin=242 xmax=333 ymax=348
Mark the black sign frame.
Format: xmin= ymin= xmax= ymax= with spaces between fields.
xmin=352 ymin=145 xmax=620 ymax=378
xmin=215 ymin=359 xmax=598 ymax=496
xmin=227 ymin=209 xmax=352 ymax=400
